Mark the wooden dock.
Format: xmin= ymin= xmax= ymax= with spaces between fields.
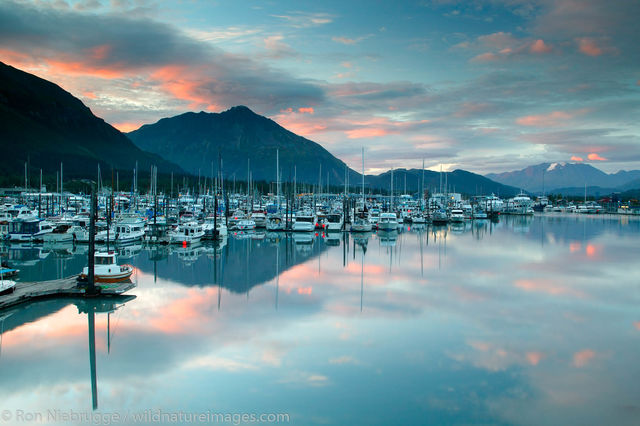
xmin=0 ymin=276 xmax=136 ymax=311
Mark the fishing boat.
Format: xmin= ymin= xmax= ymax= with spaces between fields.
xmin=79 ymin=251 xmax=133 ymax=283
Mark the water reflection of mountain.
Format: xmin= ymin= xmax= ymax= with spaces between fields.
xmin=135 ymin=235 xmax=330 ymax=293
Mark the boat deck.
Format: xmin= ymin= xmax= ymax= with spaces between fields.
xmin=0 ymin=276 xmax=136 ymax=311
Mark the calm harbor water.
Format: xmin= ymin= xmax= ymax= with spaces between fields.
xmin=1 ymin=214 xmax=639 ymax=425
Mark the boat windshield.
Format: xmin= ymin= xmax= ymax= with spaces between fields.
xmin=95 ymin=256 xmax=115 ymax=265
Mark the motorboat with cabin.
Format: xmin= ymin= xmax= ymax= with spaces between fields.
xmin=168 ymin=221 xmax=205 ymax=244
xmin=292 ymin=210 xmax=316 ymax=232
xmin=79 ymin=251 xmax=133 ymax=283
xmin=378 ymin=212 xmax=399 ymax=231
xmin=8 ymin=217 xmax=54 ymax=242
xmin=96 ymin=222 xmax=145 ymax=244
xmin=323 ymin=212 xmax=343 ymax=231
xmin=450 ymin=209 xmax=465 ymax=223
xmin=42 ymin=224 xmax=75 ymax=243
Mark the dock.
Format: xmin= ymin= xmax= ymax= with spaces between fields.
xmin=0 ymin=276 xmax=136 ymax=311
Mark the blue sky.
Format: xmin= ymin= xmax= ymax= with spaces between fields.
xmin=1 ymin=0 xmax=639 ymax=174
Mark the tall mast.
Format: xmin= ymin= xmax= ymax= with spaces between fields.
xmin=276 ymin=149 xmax=280 ymax=210
xmin=421 ymin=159 xmax=425 ymax=210
xmin=390 ymin=168 xmax=394 ymax=211
xmin=361 ymin=147 xmax=365 ymax=206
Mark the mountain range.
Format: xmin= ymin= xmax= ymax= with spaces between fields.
xmin=127 ymin=106 xmax=518 ymax=195
xmin=0 ymin=61 xmax=182 ymax=180
xmin=486 ymin=162 xmax=640 ymax=194
xmin=3 ymin=61 xmax=636 ymax=198
xmin=127 ymin=106 xmax=362 ymax=186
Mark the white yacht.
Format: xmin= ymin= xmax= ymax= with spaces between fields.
xmin=484 ymin=194 xmax=505 ymax=213
xmin=378 ymin=212 xmax=399 ymax=231
xmin=250 ymin=210 xmax=267 ymax=228
xmin=168 ymin=221 xmax=204 ymax=244
xmin=96 ymin=222 xmax=145 ymax=244
xmin=42 ymin=224 xmax=75 ymax=243
xmin=506 ymin=193 xmax=534 ymax=215
xmin=8 ymin=217 xmax=54 ymax=242
xmin=323 ymin=212 xmax=343 ymax=232
xmin=292 ymin=210 xmax=316 ymax=232
xmin=450 ymin=209 xmax=465 ymax=223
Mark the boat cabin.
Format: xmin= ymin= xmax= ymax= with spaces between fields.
xmin=95 ymin=252 xmax=117 ymax=265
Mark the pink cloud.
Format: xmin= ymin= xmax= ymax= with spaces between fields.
xmin=516 ymin=110 xmax=574 ymax=127
xmin=346 ymin=128 xmax=389 ymax=139
xmin=526 ymin=352 xmax=544 ymax=366
xmin=634 ymin=321 xmax=640 ymax=331
xmin=83 ymin=91 xmax=97 ymax=99
xmin=577 ymin=38 xmax=603 ymax=56
xmin=89 ymin=44 xmax=112 ymax=61
xmin=298 ymin=107 xmax=314 ymax=114
xmin=530 ymin=39 xmax=552 ymax=53
xmin=150 ymin=65 xmax=222 ymax=110
xmin=587 ymin=153 xmax=607 ymax=161
xmin=573 ymin=349 xmax=595 ymax=367
xmin=570 ymin=155 xmax=584 ymax=162
xmin=470 ymin=52 xmax=499 ymax=62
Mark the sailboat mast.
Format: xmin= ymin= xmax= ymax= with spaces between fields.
xmin=276 ymin=149 xmax=280 ymax=210
xmin=361 ymin=147 xmax=365 ymax=206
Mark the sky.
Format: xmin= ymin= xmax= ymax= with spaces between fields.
xmin=0 ymin=0 xmax=639 ymax=175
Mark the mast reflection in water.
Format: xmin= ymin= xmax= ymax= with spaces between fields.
xmin=0 ymin=214 xmax=639 ymax=425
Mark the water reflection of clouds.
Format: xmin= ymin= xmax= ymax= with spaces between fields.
xmin=0 ymin=215 xmax=639 ymax=424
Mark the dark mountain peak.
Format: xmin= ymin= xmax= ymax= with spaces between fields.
xmin=0 ymin=61 xmax=182 ymax=176
xmin=225 ymin=105 xmax=255 ymax=114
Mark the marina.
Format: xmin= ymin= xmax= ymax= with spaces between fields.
xmin=0 ymin=213 xmax=638 ymax=424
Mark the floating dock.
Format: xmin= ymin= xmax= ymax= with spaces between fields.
xmin=0 ymin=276 xmax=136 ymax=311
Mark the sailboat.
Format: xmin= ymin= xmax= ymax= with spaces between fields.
xmin=351 ymin=147 xmax=373 ymax=232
